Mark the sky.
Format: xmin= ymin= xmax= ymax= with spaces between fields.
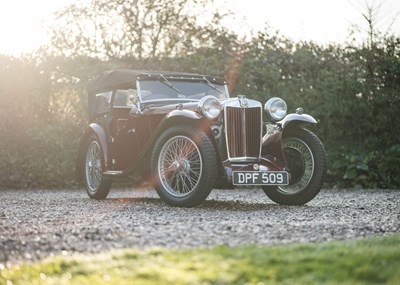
xmin=0 ymin=0 xmax=399 ymax=56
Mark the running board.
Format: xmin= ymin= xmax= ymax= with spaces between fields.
xmin=103 ymin=171 xmax=124 ymax=176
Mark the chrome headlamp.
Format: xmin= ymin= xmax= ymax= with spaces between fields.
xmin=198 ymin=96 xmax=221 ymax=119
xmin=265 ymin=97 xmax=287 ymax=121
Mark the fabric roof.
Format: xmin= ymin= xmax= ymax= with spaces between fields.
xmin=88 ymin=69 xmax=226 ymax=95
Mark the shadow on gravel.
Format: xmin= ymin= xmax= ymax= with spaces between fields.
xmin=105 ymin=196 xmax=278 ymax=210
xmin=102 ymin=196 xmax=314 ymax=212
xmin=200 ymin=200 xmax=312 ymax=211
xmin=105 ymin=197 xmax=164 ymax=205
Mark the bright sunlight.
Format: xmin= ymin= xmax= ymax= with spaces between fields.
xmin=0 ymin=0 xmax=399 ymax=56
xmin=0 ymin=0 xmax=78 ymax=55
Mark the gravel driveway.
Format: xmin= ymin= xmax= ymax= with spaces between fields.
xmin=0 ymin=188 xmax=399 ymax=265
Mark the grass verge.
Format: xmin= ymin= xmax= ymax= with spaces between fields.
xmin=1 ymin=235 xmax=399 ymax=285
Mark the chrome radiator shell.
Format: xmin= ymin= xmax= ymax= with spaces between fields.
xmin=223 ymin=97 xmax=263 ymax=162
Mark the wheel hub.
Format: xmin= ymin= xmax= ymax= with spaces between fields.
xmin=179 ymin=159 xmax=191 ymax=174
xmin=170 ymin=159 xmax=191 ymax=175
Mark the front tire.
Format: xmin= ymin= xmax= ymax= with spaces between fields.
xmin=263 ymin=128 xmax=326 ymax=205
xmin=83 ymin=135 xmax=112 ymax=200
xmin=151 ymin=126 xmax=217 ymax=207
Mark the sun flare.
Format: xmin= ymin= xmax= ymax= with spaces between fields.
xmin=0 ymin=0 xmax=77 ymax=55
xmin=0 ymin=0 xmax=399 ymax=56
xmin=0 ymin=2 xmax=41 ymax=55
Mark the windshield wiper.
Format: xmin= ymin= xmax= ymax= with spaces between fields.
xmin=159 ymin=74 xmax=182 ymax=94
xmin=202 ymin=76 xmax=224 ymax=94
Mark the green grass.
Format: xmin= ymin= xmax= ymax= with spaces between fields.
xmin=1 ymin=235 xmax=399 ymax=285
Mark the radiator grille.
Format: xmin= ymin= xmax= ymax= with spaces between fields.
xmin=225 ymin=106 xmax=262 ymax=161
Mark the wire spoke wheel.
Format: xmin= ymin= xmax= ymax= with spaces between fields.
xmin=83 ymin=136 xmax=111 ymax=200
xmin=86 ymin=140 xmax=102 ymax=192
xmin=279 ymin=138 xmax=314 ymax=194
xmin=262 ymin=128 xmax=326 ymax=205
xmin=152 ymin=126 xmax=217 ymax=207
xmin=158 ymin=136 xmax=202 ymax=197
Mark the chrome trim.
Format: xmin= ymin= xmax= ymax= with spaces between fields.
xmin=224 ymin=84 xmax=230 ymax=98
xmin=264 ymin=97 xmax=287 ymax=121
xmin=224 ymin=97 xmax=263 ymax=162
xmin=197 ymin=95 xmax=221 ymax=119
xmin=142 ymin=98 xmax=199 ymax=103
xmin=135 ymin=80 xmax=143 ymax=113
xmin=223 ymin=97 xmax=261 ymax=108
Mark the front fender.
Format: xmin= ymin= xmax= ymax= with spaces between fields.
xmin=278 ymin=113 xmax=317 ymax=129
xmin=126 ymin=109 xmax=208 ymax=172
xmin=148 ymin=109 xmax=207 ymax=146
xmin=160 ymin=109 xmax=213 ymax=134
xmin=165 ymin=109 xmax=203 ymax=120
xmin=125 ymin=109 xmax=224 ymax=181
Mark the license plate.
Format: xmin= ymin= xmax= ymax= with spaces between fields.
xmin=232 ymin=171 xmax=289 ymax=185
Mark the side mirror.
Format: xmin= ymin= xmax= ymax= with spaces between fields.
xmin=128 ymin=94 xmax=143 ymax=116
xmin=129 ymin=103 xmax=143 ymax=116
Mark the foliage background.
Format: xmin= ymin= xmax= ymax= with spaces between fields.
xmin=0 ymin=0 xmax=399 ymax=189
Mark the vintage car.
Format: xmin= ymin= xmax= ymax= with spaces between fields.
xmin=77 ymin=69 xmax=327 ymax=207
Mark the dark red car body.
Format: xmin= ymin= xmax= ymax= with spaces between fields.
xmin=77 ymin=69 xmax=326 ymax=207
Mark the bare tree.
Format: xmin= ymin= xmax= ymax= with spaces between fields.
xmin=349 ymin=0 xmax=400 ymax=48
xmin=49 ymin=0 xmax=225 ymax=60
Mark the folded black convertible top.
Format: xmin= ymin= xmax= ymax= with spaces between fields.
xmin=88 ymin=69 xmax=225 ymax=95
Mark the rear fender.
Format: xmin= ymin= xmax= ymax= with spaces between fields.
xmin=76 ymin=123 xmax=110 ymax=181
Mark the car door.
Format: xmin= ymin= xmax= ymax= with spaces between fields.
xmin=110 ymin=90 xmax=141 ymax=171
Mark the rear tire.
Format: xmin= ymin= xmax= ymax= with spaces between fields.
xmin=151 ymin=126 xmax=217 ymax=207
xmin=83 ymin=135 xmax=112 ymax=200
xmin=263 ymin=128 xmax=326 ymax=205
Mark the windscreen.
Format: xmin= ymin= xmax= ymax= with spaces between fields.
xmin=138 ymin=80 xmax=228 ymax=102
